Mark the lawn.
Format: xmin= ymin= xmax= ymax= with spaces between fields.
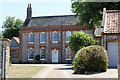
xmin=8 ymin=65 xmax=45 ymax=78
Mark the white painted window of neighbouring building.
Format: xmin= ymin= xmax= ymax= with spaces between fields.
xmin=28 ymin=48 xmax=34 ymax=60
xmin=66 ymin=47 xmax=72 ymax=60
xmin=79 ymin=30 xmax=84 ymax=33
xmin=40 ymin=48 xmax=46 ymax=60
xmin=52 ymin=31 xmax=58 ymax=43
xmin=29 ymin=33 xmax=34 ymax=44
xmin=40 ymin=32 xmax=45 ymax=43
xmin=66 ymin=31 xmax=71 ymax=43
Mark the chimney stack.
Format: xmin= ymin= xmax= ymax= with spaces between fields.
xmin=27 ymin=3 xmax=32 ymax=18
xmin=101 ymin=8 xmax=106 ymax=28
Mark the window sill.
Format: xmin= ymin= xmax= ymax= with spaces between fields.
xmin=40 ymin=42 xmax=45 ymax=43
xmin=40 ymin=59 xmax=45 ymax=60
xmin=28 ymin=42 xmax=34 ymax=44
xmin=28 ymin=59 xmax=34 ymax=60
xmin=66 ymin=59 xmax=71 ymax=60
xmin=52 ymin=41 xmax=58 ymax=43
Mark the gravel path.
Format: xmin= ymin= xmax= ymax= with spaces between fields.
xmin=30 ymin=64 xmax=118 ymax=78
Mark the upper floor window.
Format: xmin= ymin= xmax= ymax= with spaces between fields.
xmin=52 ymin=31 xmax=58 ymax=43
xmin=40 ymin=32 xmax=45 ymax=43
xmin=40 ymin=48 xmax=46 ymax=60
xmin=28 ymin=48 xmax=34 ymax=60
xmin=66 ymin=31 xmax=71 ymax=42
xmin=66 ymin=47 xmax=72 ymax=60
xmin=29 ymin=33 xmax=34 ymax=43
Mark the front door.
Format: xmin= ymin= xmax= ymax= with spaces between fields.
xmin=52 ymin=50 xmax=58 ymax=63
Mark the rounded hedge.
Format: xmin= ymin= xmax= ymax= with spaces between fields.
xmin=72 ymin=45 xmax=108 ymax=74
xmin=35 ymin=55 xmax=40 ymax=61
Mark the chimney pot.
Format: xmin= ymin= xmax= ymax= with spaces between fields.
xmin=30 ymin=3 xmax=31 ymax=8
xmin=27 ymin=3 xmax=32 ymax=18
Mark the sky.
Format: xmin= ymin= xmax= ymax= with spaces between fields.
xmin=0 ymin=0 xmax=74 ymax=31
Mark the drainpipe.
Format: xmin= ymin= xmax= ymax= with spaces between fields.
xmin=2 ymin=45 xmax=6 ymax=80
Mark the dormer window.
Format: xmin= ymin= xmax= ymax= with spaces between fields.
xmin=29 ymin=33 xmax=34 ymax=44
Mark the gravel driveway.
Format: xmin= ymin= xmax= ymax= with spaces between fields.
xmin=29 ymin=64 xmax=118 ymax=78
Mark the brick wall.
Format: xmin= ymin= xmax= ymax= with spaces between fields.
xmin=10 ymin=48 xmax=19 ymax=63
xmin=22 ymin=33 xmax=28 ymax=62
xmin=20 ymin=29 xmax=93 ymax=63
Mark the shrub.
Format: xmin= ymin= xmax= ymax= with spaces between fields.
xmin=68 ymin=32 xmax=97 ymax=54
xmin=35 ymin=55 xmax=40 ymax=63
xmin=72 ymin=45 xmax=108 ymax=74
xmin=35 ymin=55 xmax=40 ymax=61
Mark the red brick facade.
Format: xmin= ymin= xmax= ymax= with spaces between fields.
xmin=19 ymin=25 xmax=93 ymax=63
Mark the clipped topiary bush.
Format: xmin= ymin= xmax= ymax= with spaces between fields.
xmin=72 ymin=45 xmax=108 ymax=74
xmin=35 ymin=55 xmax=40 ymax=61
xmin=35 ymin=55 xmax=40 ymax=63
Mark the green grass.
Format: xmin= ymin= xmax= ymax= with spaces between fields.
xmin=8 ymin=65 xmax=45 ymax=78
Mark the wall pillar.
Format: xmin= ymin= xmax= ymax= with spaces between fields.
xmin=0 ymin=38 xmax=11 ymax=80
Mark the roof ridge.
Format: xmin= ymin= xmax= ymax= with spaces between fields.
xmin=31 ymin=15 xmax=76 ymax=19
xmin=106 ymin=10 xmax=120 ymax=12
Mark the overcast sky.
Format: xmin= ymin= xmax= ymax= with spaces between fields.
xmin=0 ymin=0 xmax=74 ymax=31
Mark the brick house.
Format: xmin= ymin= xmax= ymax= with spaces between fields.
xmin=19 ymin=4 xmax=94 ymax=63
xmin=95 ymin=8 xmax=120 ymax=68
xmin=10 ymin=37 xmax=19 ymax=63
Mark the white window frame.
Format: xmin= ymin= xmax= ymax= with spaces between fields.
xmin=66 ymin=31 xmax=71 ymax=43
xmin=28 ymin=48 xmax=34 ymax=60
xmin=79 ymin=30 xmax=84 ymax=33
xmin=40 ymin=47 xmax=46 ymax=60
xmin=28 ymin=33 xmax=34 ymax=44
xmin=40 ymin=32 xmax=46 ymax=43
xmin=52 ymin=31 xmax=58 ymax=43
xmin=65 ymin=47 xmax=72 ymax=60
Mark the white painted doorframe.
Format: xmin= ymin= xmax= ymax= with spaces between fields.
xmin=52 ymin=49 xmax=58 ymax=63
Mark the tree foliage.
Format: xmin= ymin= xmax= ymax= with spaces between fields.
xmin=2 ymin=16 xmax=23 ymax=39
xmin=68 ymin=32 xmax=97 ymax=53
xmin=71 ymin=2 xmax=120 ymax=29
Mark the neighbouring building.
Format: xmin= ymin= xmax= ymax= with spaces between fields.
xmin=10 ymin=37 xmax=19 ymax=63
xmin=95 ymin=8 xmax=120 ymax=68
xmin=19 ymin=4 xmax=94 ymax=63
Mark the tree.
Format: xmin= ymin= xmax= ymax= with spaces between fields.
xmin=71 ymin=2 xmax=120 ymax=29
xmin=2 ymin=16 xmax=23 ymax=39
xmin=68 ymin=32 xmax=97 ymax=53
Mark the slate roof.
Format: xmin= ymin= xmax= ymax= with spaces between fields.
xmin=23 ymin=15 xmax=79 ymax=27
xmin=103 ymin=10 xmax=120 ymax=34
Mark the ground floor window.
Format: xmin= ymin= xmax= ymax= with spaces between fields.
xmin=28 ymin=48 xmax=34 ymax=60
xmin=40 ymin=48 xmax=46 ymax=60
xmin=66 ymin=47 xmax=72 ymax=60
